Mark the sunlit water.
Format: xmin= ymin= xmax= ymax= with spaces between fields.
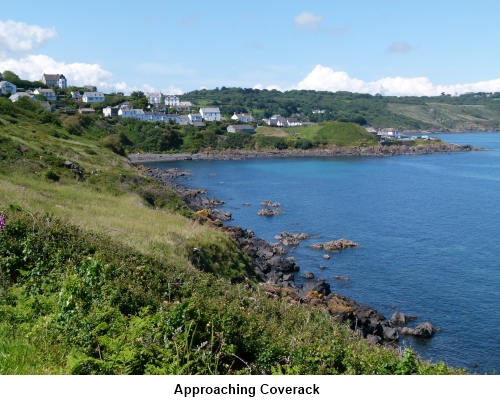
xmin=145 ymin=133 xmax=500 ymax=373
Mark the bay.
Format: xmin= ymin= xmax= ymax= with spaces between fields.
xmin=145 ymin=133 xmax=500 ymax=374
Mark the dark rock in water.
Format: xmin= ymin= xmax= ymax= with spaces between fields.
xmin=210 ymin=209 xmax=232 ymax=221
xmin=309 ymin=243 xmax=324 ymax=250
xmin=319 ymin=265 xmax=325 ymax=269
xmin=334 ymin=275 xmax=349 ymax=282
xmin=274 ymin=235 xmax=282 ymax=240
xmin=268 ymin=256 xmax=299 ymax=273
xmin=383 ymin=326 xmax=400 ymax=340
xmin=366 ymin=334 xmax=382 ymax=345
xmin=323 ymin=254 xmax=330 ymax=259
xmin=242 ymin=203 xmax=251 ymax=206
xmin=401 ymin=327 xmax=415 ymax=335
xmin=406 ymin=315 xmax=418 ymax=321
xmin=413 ymin=322 xmax=435 ymax=338
xmin=282 ymin=273 xmax=294 ymax=282
xmin=302 ymin=278 xmax=331 ymax=296
xmin=261 ymin=200 xmax=281 ymax=207
xmin=302 ymin=271 xmax=315 ymax=279
xmin=257 ymin=208 xmax=282 ymax=216
xmin=391 ymin=311 xmax=407 ymax=325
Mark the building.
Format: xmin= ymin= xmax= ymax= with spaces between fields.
xmin=9 ymin=92 xmax=35 ymax=102
xmin=70 ymin=91 xmax=82 ymax=99
xmin=34 ymin=88 xmax=57 ymax=101
xmin=146 ymin=92 xmax=162 ymax=104
xmin=78 ymin=108 xmax=95 ymax=114
xmin=118 ymin=107 xmax=145 ymax=119
xmin=377 ymin=128 xmax=401 ymax=138
xmin=179 ymin=101 xmax=193 ymax=106
xmin=0 ymin=81 xmax=17 ymax=95
xmin=41 ymin=74 xmax=67 ymax=89
xmin=199 ymin=107 xmax=220 ymax=121
xmin=227 ymin=124 xmax=255 ymax=134
xmin=262 ymin=114 xmax=284 ymax=126
xmin=103 ymin=106 xmax=119 ymax=117
xmin=82 ymin=92 xmax=105 ymax=103
xmin=165 ymin=95 xmax=180 ymax=106
xmin=188 ymin=113 xmax=202 ymax=122
xmin=231 ymin=112 xmax=255 ymax=123
xmin=178 ymin=115 xmax=191 ymax=125
xmin=39 ymin=101 xmax=52 ymax=111
xmin=188 ymin=121 xmax=206 ymax=129
xmin=171 ymin=105 xmax=190 ymax=112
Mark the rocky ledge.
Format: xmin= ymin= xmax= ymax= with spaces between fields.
xmin=136 ymin=165 xmax=437 ymax=345
xmin=128 ymin=142 xmax=482 ymax=164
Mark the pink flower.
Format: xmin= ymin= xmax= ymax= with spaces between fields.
xmin=0 ymin=212 xmax=6 ymax=229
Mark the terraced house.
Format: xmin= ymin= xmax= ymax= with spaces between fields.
xmin=82 ymin=92 xmax=105 ymax=103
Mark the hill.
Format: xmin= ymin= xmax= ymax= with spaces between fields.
xmin=0 ymin=97 xmax=463 ymax=374
xmin=183 ymin=87 xmax=500 ymax=131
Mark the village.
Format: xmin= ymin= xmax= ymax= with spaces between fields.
xmin=0 ymin=72 xmax=435 ymax=139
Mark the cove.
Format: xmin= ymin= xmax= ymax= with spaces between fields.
xmin=145 ymin=133 xmax=500 ymax=373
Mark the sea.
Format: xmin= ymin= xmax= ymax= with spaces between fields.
xmin=144 ymin=133 xmax=500 ymax=374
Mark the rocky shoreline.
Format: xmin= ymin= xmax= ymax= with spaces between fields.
xmin=138 ymin=165 xmax=437 ymax=345
xmin=129 ymin=142 xmax=481 ymax=164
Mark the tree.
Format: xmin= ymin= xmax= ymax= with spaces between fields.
xmin=130 ymin=91 xmax=145 ymax=100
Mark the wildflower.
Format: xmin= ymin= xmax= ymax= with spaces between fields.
xmin=0 ymin=211 xmax=6 ymax=230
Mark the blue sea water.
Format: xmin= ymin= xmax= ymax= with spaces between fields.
xmin=146 ymin=133 xmax=500 ymax=374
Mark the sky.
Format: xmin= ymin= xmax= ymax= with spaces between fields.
xmin=1 ymin=0 xmax=500 ymax=96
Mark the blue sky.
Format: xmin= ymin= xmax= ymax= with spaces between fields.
xmin=1 ymin=0 xmax=500 ymax=95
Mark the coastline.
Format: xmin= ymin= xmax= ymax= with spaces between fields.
xmin=137 ymin=164 xmax=438 ymax=346
xmin=129 ymin=142 xmax=481 ymax=164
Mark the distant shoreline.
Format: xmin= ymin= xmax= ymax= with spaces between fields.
xmin=129 ymin=142 xmax=481 ymax=164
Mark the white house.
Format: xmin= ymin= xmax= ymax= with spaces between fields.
xmin=39 ymin=101 xmax=52 ymax=111
xmin=377 ymin=128 xmax=401 ymax=138
xmin=82 ymin=92 xmax=105 ymax=103
xmin=165 ymin=95 xmax=180 ymax=106
xmin=147 ymin=92 xmax=162 ymax=104
xmin=0 ymin=81 xmax=17 ymax=95
xmin=263 ymin=114 xmax=284 ymax=126
xmin=188 ymin=113 xmax=202 ymax=122
xmin=103 ymin=106 xmax=119 ymax=117
xmin=178 ymin=115 xmax=190 ymax=125
xmin=227 ymin=124 xmax=255 ymax=134
xmin=199 ymin=107 xmax=220 ymax=121
xmin=231 ymin=112 xmax=255 ymax=123
xmin=118 ymin=108 xmax=145 ymax=119
xmin=34 ymin=88 xmax=57 ymax=101
xmin=70 ymin=91 xmax=82 ymax=99
xmin=42 ymin=73 xmax=67 ymax=89
xmin=179 ymin=101 xmax=193 ymax=106
xmin=9 ymin=92 xmax=36 ymax=102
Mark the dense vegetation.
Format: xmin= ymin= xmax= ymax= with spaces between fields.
xmin=0 ymin=95 xmax=465 ymax=374
xmin=184 ymin=87 xmax=500 ymax=130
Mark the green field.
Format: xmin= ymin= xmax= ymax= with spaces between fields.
xmin=256 ymin=122 xmax=378 ymax=147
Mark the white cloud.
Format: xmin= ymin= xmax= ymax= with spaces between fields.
xmin=162 ymin=85 xmax=183 ymax=95
xmin=387 ymin=41 xmax=413 ymax=54
xmin=0 ymin=20 xmax=58 ymax=56
xmin=294 ymin=12 xmax=323 ymax=31
xmin=294 ymin=64 xmax=500 ymax=96
xmin=0 ymin=54 xmax=113 ymax=87
xmin=265 ymin=84 xmax=283 ymax=91
xmin=253 ymin=83 xmax=263 ymax=90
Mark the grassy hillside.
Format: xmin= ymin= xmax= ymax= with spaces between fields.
xmin=0 ymin=97 xmax=464 ymax=374
xmin=255 ymin=122 xmax=378 ymax=148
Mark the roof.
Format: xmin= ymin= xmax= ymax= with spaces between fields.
xmin=191 ymin=122 xmax=206 ymax=127
xmin=147 ymin=92 xmax=162 ymax=97
xmin=229 ymin=124 xmax=254 ymax=130
xmin=200 ymin=107 xmax=220 ymax=113
xmin=82 ymin=92 xmax=104 ymax=97
xmin=42 ymin=73 xmax=62 ymax=81
xmin=79 ymin=108 xmax=95 ymax=112
xmin=36 ymin=88 xmax=55 ymax=93
xmin=165 ymin=95 xmax=179 ymax=98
